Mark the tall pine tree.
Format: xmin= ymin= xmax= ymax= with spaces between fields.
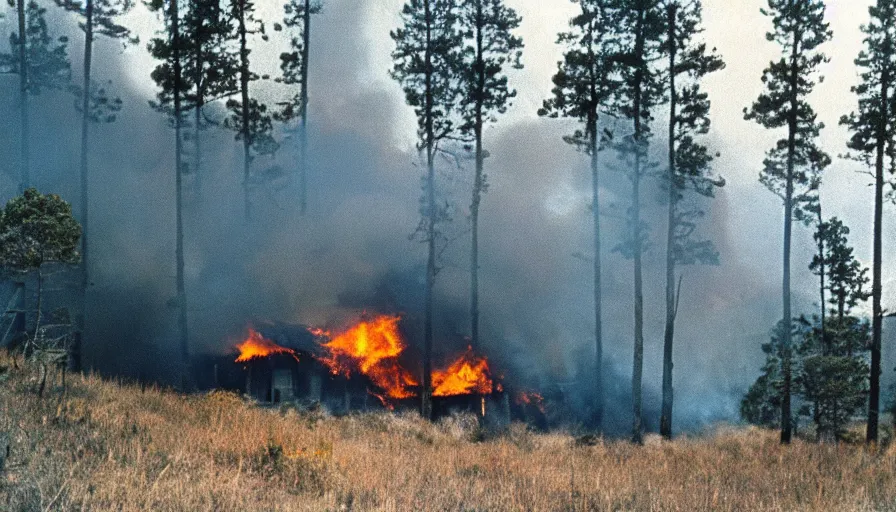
xmin=744 ymin=0 xmax=831 ymax=444
xmin=54 ymin=0 xmax=136 ymax=291
xmin=659 ymin=0 xmax=724 ymax=440
xmin=0 ymin=1 xmax=70 ymax=191
xmin=840 ymin=0 xmax=896 ymax=445
xmin=614 ymin=0 xmax=665 ymax=444
xmin=275 ymin=0 xmax=322 ymax=214
xmin=456 ymin=0 xmax=522 ymax=353
xmin=148 ymin=0 xmax=190 ymax=380
xmin=539 ymin=0 xmax=618 ymax=430
xmin=183 ymin=0 xmax=239 ymax=195
xmin=224 ymin=0 xmax=277 ymax=220
xmin=391 ymin=0 xmax=461 ymax=419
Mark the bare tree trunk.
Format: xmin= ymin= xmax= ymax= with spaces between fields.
xmin=80 ymin=0 xmax=94 ymax=287
xmin=171 ymin=0 xmax=190 ymax=383
xmin=238 ymin=0 xmax=252 ymax=221
xmin=660 ymin=1 xmax=677 ymax=440
xmin=590 ymin=128 xmax=603 ymax=430
xmin=33 ymin=266 xmax=43 ymax=342
xmin=630 ymin=1 xmax=646 ymax=445
xmin=816 ymin=207 xmax=827 ymax=355
xmin=470 ymin=0 xmax=484 ymax=352
xmin=193 ymin=9 xmax=204 ymax=197
xmin=421 ymin=0 xmax=434 ymax=421
xmin=780 ymin=27 xmax=800 ymax=445
xmin=584 ymin=3 xmax=603 ymax=431
xmin=299 ymin=0 xmax=311 ymax=214
xmin=17 ymin=0 xmax=30 ymax=192
xmin=867 ymin=47 xmax=889 ymax=444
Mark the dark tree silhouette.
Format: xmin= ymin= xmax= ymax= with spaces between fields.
xmin=840 ymin=0 xmax=896 ymax=445
xmin=539 ymin=0 xmax=617 ymax=430
xmin=0 ymin=1 xmax=70 ymax=191
xmin=275 ymin=0 xmax=323 ymax=214
xmin=658 ymin=0 xmax=724 ymax=440
xmin=744 ymin=0 xmax=831 ymax=444
xmin=391 ymin=0 xmax=462 ymax=419
xmin=456 ymin=0 xmax=522 ymax=353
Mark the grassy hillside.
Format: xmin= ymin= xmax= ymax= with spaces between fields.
xmin=1 ymin=358 xmax=895 ymax=511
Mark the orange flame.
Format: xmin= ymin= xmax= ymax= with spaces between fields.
xmin=432 ymin=347 xmax=494 ymax=397
xmin=235 ymin=329 xmax=298 ymax=362
xmin=515 ymin=391 xmax=546 ymax=414
xmin=317 ymin=315 xmax=419 ymax=399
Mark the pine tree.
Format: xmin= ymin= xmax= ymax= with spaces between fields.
xmin=659 ymin=0 xmax=724 ymax=440
xmin=224 ymin=0 xmax=277 ymax=220
xmin=274 ymin=0 xmax=323 ymax=214
xmin=840 ymin=0 xmax=896 ymax=445
xmin=0 ymin=1 xmax=71 ymax=191
xmin=744 ymin=0 xmax=832 ymax=444
xmin=614 ymin=0 xmax=665 ymax=444
xmin=797 ymin=218 xmax=870 ymax=441
xmin=54 ymin=0 xmax=135 ymax=305
xmin=147 ymin=0 xmax=190 ymax=379
xmin=456 ymin=0 xmax=522 ymax=354
xmin=539 ymin=0 xmax=617 ymax=430
xmin=183 ymin=0 xmax=240 ymax=195
xmin=390 ymin=0 xmax=462 ymax=419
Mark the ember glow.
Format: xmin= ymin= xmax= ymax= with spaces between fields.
xmin=432 ymin=347 xmax=495 ymax=397
xmin=235 ymin=328 xmax=298 ymax=362
xmin=515 ymin=391 xmax=546 ymax=414
xmin=318 ymin=315 xmax=419 ymax=399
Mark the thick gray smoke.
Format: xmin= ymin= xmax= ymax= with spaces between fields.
xmin=1 ymin=0 xmax=894 ymax=435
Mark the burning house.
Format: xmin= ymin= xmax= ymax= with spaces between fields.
xmin=198 ymin=314 xmax=546 ymax=426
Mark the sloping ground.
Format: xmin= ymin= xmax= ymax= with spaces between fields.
xmin=1 ymin=360 xmax=896 ymax=511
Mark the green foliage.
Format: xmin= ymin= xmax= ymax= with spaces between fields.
xmin=840 ymin=0 xmax=896 ymax=170
xmin=810 ymin=218 xmax=870 ymax=318
xmin=224 ymin=98 xmax=279 ymax=158
xmin=538 ymin=0 xmax=618 ymax=154
xmin=0 ymin=188 xmax=81 ymax=273
xmin=390 ymin=0 xmax=463 ymax=151
xmin=613 ymin=0 xmax=666 ymax=145
xmin=183 ymin=0 xmax=240 ymax=114
xmin=273 ymin=0 xmax=323 ymax=123
xmin=456 ymin=0 xmax=523 ymax=141
xmin=743 ymin=0 xmax=832 ymax=221
xmin=795 ymin=315 xmax=870 ymax=441
xmin=665 ymin=0 xmax=725 ymax=268
xmin=741 ymin=320 xmax=788 ymax=428
xmin=0 ymin=1 xmax=71 ymax=94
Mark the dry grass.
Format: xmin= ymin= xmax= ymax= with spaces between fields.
xmin=1 ymin=360 xmax=896 ymax=511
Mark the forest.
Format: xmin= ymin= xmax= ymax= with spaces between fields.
xmin=0 ymin=0 xmax=895 ymax=450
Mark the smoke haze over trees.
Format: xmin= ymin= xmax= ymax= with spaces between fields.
xmin=1 ymin=0 xmax=896 ymax=439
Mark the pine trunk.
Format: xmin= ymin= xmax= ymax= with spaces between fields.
xmin=172 ymin=0 xmax=190 ymax=380
xmin=780 ymin=27 xmax=800 ymax=445
xmin=470 ymin=0 xmax=484 ymax=352
xmin=17 ymin=0 xmax=30 ymax=191
xmin=867 ymin=43 xmax=889 ymax=444
xmin=80 ymin=0 xmax=94 ymax=287
xmin=238 ymin=0 xmax=252 ymax=221
xmin=590 ymin=126 xmax=603 ymax=430
xmin=585 ymin=4 xmax=603 ymax=431
xmin=630 ymin=2 xmax=646 ymax=445
xmin=421 ymin=0 xmax=435 ymax=420
xmin=817 ymin=208 xmax=827 ymax=355
xmin=660 ymin=1 xmax=677 ymax=440
xmin=78 ymin=0 xmax=94 ymax=371
xmin=299 ymin=0 xmax=311 ymax=214
xmin=193 ymin=9 xmax=204 ymax=196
